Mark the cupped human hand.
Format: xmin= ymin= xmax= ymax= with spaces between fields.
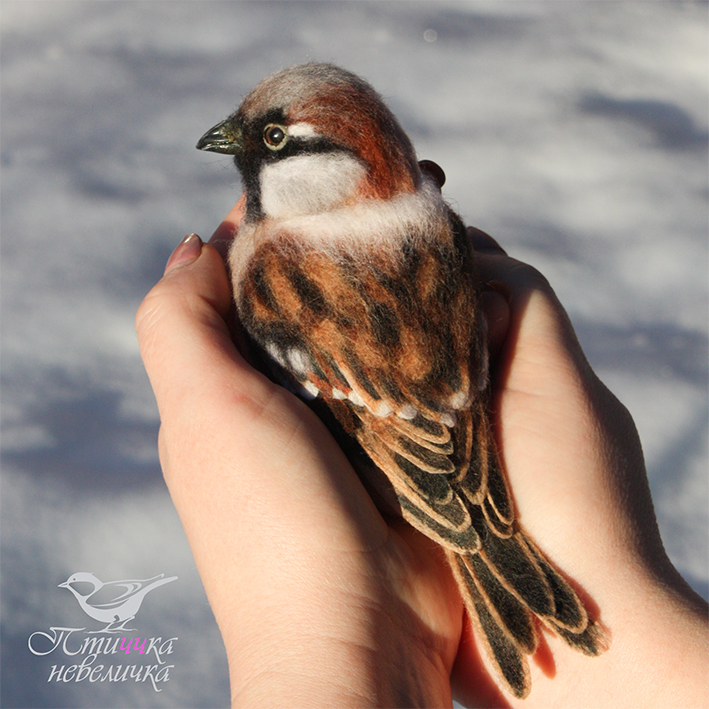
xmin=136 ymin=200 xmax=463 ymax=708
xmin=136 ymin=206 xmax=708 ymax=708
xmin=452 ymin=228 xmax=708 ymax=709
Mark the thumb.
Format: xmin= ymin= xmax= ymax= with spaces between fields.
xmin=136 ymin=229 xmax=388 ymax=556
xmin=135 ymin=234 xmax=273 ymax=433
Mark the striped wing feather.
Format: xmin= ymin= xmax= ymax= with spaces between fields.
xmin=237 ymin=217 xmax=605 ymax=699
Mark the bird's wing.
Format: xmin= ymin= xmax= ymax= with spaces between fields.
xmin=237 ymin=214 xmax=506 ymax=552
xmin=86 ymin=575 xmax=173 ymax=609
xmin=87 ymin=581 xmax=144 ymax=609
xmin=237 ymin=218 xmax=607 ymax=700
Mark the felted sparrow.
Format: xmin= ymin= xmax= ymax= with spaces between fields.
xmin=197 ymin=63 xmax=607 ymax=699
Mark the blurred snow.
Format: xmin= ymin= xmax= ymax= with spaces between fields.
xmin=1 ymin=1 xmax=706 ymax=707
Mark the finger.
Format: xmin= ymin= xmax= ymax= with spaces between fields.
xmin=475 ymin=250 xmax=585 ymax=395
xmin=473 ymin=250 xmax=585 ymax=382
xmin=479 ymin=288 xmax=510 ymax=364
xmin=164 ymin=232 xmax=202 ymax=275
xmin=475 ymin=250 xmax=550 ymax=296
xmin=469 ymin=226 xmax=507 ymax=255
xmin=473 ymin=250 xmax=622 ymax=554
xmin=136 ymin=235 xmax=271 ymax=428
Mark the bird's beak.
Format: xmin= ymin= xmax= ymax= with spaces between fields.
xmin=196 ymin=118 xmax=243 ymax=155
xmin=58 ymin=581 xmax=68 ymax=588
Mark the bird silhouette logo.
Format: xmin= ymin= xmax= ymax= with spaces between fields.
xmin=58 ymin=572 xmax=177 ymax=633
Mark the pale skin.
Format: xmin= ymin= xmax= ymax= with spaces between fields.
xmin=136 ymin=197 xmax=708 ymax=708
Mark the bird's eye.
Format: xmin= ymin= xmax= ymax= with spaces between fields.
xmin=263 ymin=124 xmax=288 ymax=150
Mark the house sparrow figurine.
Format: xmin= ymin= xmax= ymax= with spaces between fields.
xmin=196 ymin=63 xmax=607 ymax=699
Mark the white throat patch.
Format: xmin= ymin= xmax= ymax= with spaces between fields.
xmin=260 ymin=153 xmax=366 ymax=219
xmin=229 ymin=176 xmax=449 ymax=302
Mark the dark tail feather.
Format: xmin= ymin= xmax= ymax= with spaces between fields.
xmin=549 ymin=617 xmax=609 ymax=656
xmin=521 ymin=533 xmax=588 ymax=633
xmin=448 ymin=530 xmax=607 ymax=699
xmin=464 ymin=552 xmax=537 ymax=655
xmin=449 ymin=551 xmax=532 ymax=699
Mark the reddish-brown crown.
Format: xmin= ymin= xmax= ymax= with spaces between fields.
xmin=238 ymin=64 xmax=421 ymax=200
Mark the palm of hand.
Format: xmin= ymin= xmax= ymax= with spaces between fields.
xmin=140 ymin=207 xmax=706 ymax=708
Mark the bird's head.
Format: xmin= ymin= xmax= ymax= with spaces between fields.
xmin=196 ymin=63 xmax=422 ymax=220
xmin=58 ymin=572 xmax=100 ymax=596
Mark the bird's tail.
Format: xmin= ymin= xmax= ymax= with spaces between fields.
xmin=447 ymin=530 xmax=608 ymax=699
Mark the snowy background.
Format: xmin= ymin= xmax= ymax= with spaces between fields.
xmin=2 ymin=1 xmax=707 ymax=707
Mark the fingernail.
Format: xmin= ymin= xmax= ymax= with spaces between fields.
xmin=164 ymin=234 xmax=202 ymax=275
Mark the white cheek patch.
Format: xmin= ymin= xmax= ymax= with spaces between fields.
xmin=260 ymin=153 xmax=367 ymax=219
